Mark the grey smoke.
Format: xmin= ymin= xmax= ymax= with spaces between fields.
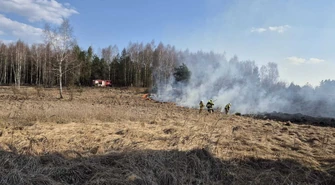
xmin=154 ymin=51 xmax=335 ymax=118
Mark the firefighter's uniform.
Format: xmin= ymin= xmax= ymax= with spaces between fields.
xmin=199 ymin=100 xmax=204 ymax=113
xmin=206 ymin=100 xmax=214 ymax=113
xmin=225 ymin=103 xmax=231 ymax=114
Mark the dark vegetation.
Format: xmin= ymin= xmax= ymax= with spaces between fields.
xmin=244 ymin=112 xmax=335 ymax=128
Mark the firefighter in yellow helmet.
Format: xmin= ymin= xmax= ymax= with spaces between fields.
xmin=225 ymin=103 xmax=232 ymax=115
xmin=206 ymin=99 xmax=214 ymax=113
xmin=199 ymin=100 xmax=204 ymax=114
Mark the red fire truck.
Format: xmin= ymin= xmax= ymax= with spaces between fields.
xmin=92 ymin=79 xmax=112 ymax=87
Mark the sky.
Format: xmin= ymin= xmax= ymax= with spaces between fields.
xmin=0 ymin=0 xmax=335 ymax=86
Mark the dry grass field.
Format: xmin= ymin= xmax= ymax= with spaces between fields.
xmin=0 ymin=86 xmax=334 ymax=185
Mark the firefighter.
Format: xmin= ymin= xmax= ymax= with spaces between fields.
xmin=225 ymin=103 xmax=232 ymax=115
xmin=206 ymin=99 xmax=214 ymax=113
xmin=199 ymin=100 xmax=204 ymax=114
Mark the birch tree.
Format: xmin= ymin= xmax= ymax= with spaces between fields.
xmin=144 ymin=42 xmax=154 ymax=87
xmin=128 ymin=42 xmax=140 ymax=86
xmin=43 ymin=19 xmax=76 ymax=98
xmin=13 ymin=40 xmax=27 ymax=89
xmin=0 ymin=42 xmax=8 ymax=84
xmin=102 ymin=46 xmax=112 ymax=80
xmin=30 ymin=44 xmax=44 ymax=85
xmin=102 ymin=45 xmax=118 ymax=80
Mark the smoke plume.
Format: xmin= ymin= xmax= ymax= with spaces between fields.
xmin=154 ymin=51 xmax=335 ymax=118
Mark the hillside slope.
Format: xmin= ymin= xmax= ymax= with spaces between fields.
xmin=0 ymin=86 xmax=334 ymax=184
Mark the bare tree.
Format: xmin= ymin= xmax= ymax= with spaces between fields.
xmin=110 ymin=45 xmax=118 ymax=83
xmin=102 ymin=45 xmax=118 ymax=80
xmin=43 ymin=19 xmax=76 ymax=98
xmin=144 ymin=42 xmax=154 ymax=87
xmin=153 ymin=42 xmax=167 ymax=87
xmin=128 ymin=42 xmax=141 ymax=86
xmin=30 ymin=44 xmax=44 ymax=85
xmin=164 ymin=44 xmax=177 ymax=83
xmin=260 ymin=62 xmax=279 ymax=92
xmin=67 ymin=45 xmax=84 ymax=85
xmin=0 ymin=42 xmax=8 ymax=84
xmin=13 ymin=40 xmax=27 ymax=89
xmin=43 ymin=43 xmax=52 ymax=87
xmin=8 ymin=43 xmax=15 ymax=84
xmin=101 ymin=46 xmax=112 ymax=80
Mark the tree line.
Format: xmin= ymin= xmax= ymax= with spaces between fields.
xmin=0 ymin=39 xmax=187 ymax=87
xmin=0 ymin=20 xmax=188 ymax=94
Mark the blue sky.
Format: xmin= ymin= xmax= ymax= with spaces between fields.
xmin=0 ymin=0 xmax=334 ymax=86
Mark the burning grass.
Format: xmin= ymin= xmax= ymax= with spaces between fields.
xmin=0 ymin=86 xmax=334 ymax=184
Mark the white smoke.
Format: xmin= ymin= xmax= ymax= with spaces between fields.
xmin=154 ymin=51 xmax=335 ymax=118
